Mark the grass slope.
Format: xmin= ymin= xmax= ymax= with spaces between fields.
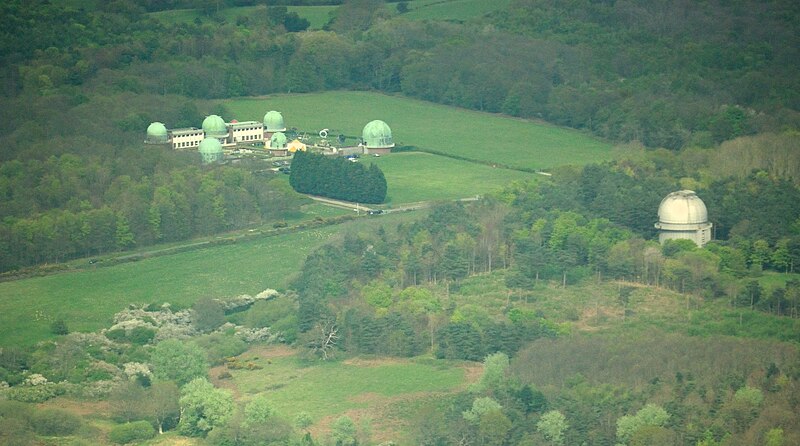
xmin=0 ymin=218 xmax=387 ymax=347
xmin=221 ymin=348 xmax=468 ymax=443
xmin=226 ymin=91 xmax=614 ymax=170
xmin=362 ymin=152 xmax=536 ymax=204
xmin=403 ymin=0 xmax=512 ymax=22
xmin=150 ymin=5 xmax=336 ymax=30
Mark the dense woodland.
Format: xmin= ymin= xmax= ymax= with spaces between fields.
xmin=1 ymin=1 xmax=800 ymax=445
xmin=1 ymin=0 xmax=800 ymax=271
xmin=289 ymin=150 xmax=387 ymax=204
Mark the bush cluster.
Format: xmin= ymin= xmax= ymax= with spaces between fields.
xmin=108 ymin=420 xmax=156 ymax=444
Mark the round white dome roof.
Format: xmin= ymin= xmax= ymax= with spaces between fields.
xmin=658 ymin=190 xmax=708 ymax=225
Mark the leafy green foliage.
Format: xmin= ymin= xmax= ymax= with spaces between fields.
xmin=537 ymin=410 xmax=568 ymax=445
xmin=108 ymin=420 xmax=156 ymax=444
xmin=192 ymin=298 xmax=226 ymax=333
xmin=30 ymin=408 xmax=82 ymax=436
xmin=290 ymin=150 xmax=387 ymax=204
xmin=151 ymin=339 xmax=208 ymax=385
xmin=178 ymin=377 xmax=234 ymax=437
xmin=616 ymin=404 xmax=670 ymax=444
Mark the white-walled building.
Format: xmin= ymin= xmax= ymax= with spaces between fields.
xmin=229 ymin=120 xmax=264 ymax=144
xmin=169 ymin=128 xmax=205 ymax=150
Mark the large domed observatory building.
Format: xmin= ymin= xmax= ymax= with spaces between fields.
xmin=202 ymin=115 xmax=229 ymax=143
xmin=263 ymin=111 xmax=286 ymax=140
xmin=198 ymin=137 xmax=224 ymax=164
xmin=655 ymin=190 xmax=713 ymax=247
xmin=362 ymin=120 xmax=394 ymax=155
xmin=145 ymin=122 xmax=169 ymax=145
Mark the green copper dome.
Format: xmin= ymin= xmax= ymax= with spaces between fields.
xmin=362 ymin=120 xmax=394 ymax=148
xmin=198 ymin=137 xmax=224 ymax=164
xmin=202 ymin=115 xmax=228 ymax=138
xmin=146 ymin=122 xmax=168 ymax=144
xmin=263 ymin=111 xmax=286 ymax=132
xmin=270 ymin=132 xmax=287 ymax=149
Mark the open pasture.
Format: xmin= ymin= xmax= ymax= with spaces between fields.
xmin=226 ymin=91 xmax=614 ymax=170
xmin=222 ymin=348 xmax=469 ymax=442
xmin=0 ymin=215 xmax=416 ymax=347
xmin=403 ymin=0 xmax=513 ymax=22
xmin=150 ymin=5 xmax=336 ymax=29
xmin=360 ymin=152 xmax=537 ymax=204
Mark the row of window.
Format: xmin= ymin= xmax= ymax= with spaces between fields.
xmin=174 ymin=141 xmax=201 ymax=148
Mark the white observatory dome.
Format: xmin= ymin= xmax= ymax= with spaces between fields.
xmin=657 ymin=190 xmax=708 ymax=225
xmin=655 ymin=190 xmax=712 ymax=247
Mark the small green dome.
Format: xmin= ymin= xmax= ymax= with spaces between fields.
xmin=270 ymin=132 xmax=287 ymax=149
xmin=146 ymin=122 xmax=168 ymax=144
xmin=198 ymin=137 xmax=224 ymax=164
xmin=263 ymin=111 xmax=286 ymax=132
xmin=202 ymin=115 xmax=228 ymax=138
xmin=362 ymin=120 xmax=394 ymax=148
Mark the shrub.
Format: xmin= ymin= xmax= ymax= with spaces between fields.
xmin=193 ymin=298 xmax=226 ymax=333
xmin=108 ymin=421 xmax=156 ymax=444
xmin=194 ymin=333 xmax=247 ymax=366
xmin=106 ymin=329 xmax=127 ymax=342
xmin=32 ymin=408 xmax=82 ymax=436
xmin=128 ymin=326 xmax=155 ymax=345
xmin=50 ymin=319 xmax=69 ymax=335
xmin=6 ymin=383 xmax=65 ymax=403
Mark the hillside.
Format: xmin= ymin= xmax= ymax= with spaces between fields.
xmin=1 ymin=1 xmax=799 ymax=445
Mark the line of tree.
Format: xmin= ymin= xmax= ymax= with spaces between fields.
xmin=2 ymin=1 xmax=797 ymax=151
xmin=289 ymin=150 xmax=387 ymax=204
xmin=0 ymin=158 xmax=307 ymax=272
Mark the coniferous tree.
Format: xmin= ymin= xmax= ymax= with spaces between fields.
xmin=288 ymin=152 xmax=386 ymax=203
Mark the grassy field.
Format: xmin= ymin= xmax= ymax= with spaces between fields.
xmin=361 ymin=152 xmax=536 ymax=204
xmin=220 ymin=347 xmax=469 ymax=443
xmin=226 ymin=91 xmax=614 ymax=171
xmin=0 ymin=214 xmax=418 ymax=347
xmin=403 ymin=0 xmax=512 ymax=22
xmin=150 ymin=5 xmax=336 ymax=29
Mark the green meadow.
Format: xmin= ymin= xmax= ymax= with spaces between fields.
xmin=149 ymin=1 xmax=512 ymax=29
xmin=0 ymin=230 xmax=324 ymax=346
xmin=362 ymin=152 xmax=536 ymax=204
xmin=229 ymin=352 xmax=466 ymax=424
xmin=403 ymin=0 xmax=513 ymax=22
xmin=150 ymin=5 xmax=336 ymax=30
xmin=226 ymin=91 xmax=614 ymax=170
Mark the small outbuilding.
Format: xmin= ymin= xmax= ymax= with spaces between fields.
xmin=655 ymin=190 xmax=712 ymax=247
xmin=362 ymin=120 xmax=394 ymax=155
xmin=270 ymin=132 xmax=288 ymax=156
xmin=287 ymin=139 xmax=307 ymax=153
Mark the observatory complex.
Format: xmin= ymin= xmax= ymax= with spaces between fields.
xmin=655 ymin=190 xmax=712 ymax=247
xmin=145 ymin=109 xmax=395 ymax=164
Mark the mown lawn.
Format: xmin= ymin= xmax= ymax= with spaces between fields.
xmin=225 ymin=91 xmax=614 ymax=170
xmin=361 ymin=152 xmax=536 ymax=204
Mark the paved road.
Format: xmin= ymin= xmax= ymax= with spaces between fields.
xmin=307 ymin=194 xmax=482 ymax=214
